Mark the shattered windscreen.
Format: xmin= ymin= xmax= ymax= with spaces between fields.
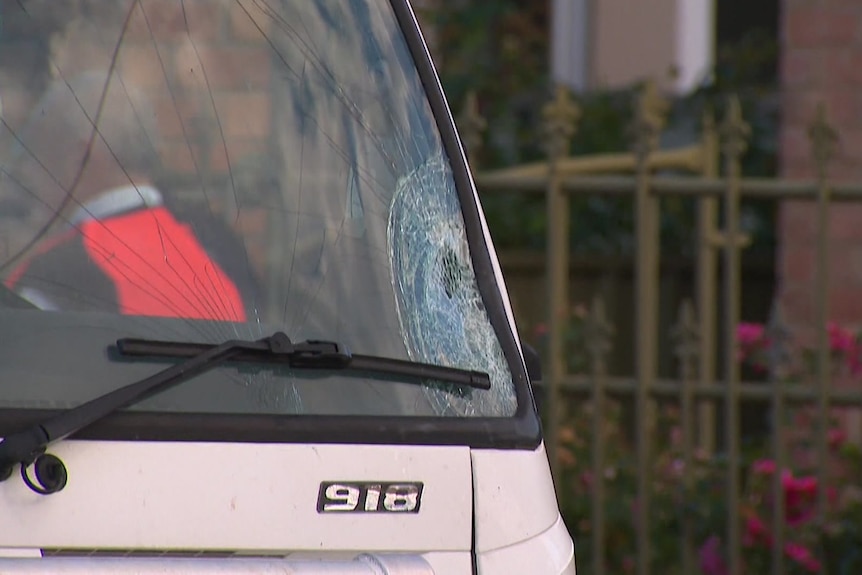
xmin=0 ymin=0 xmax=517 ymax=419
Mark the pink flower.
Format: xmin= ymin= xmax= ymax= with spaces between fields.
xmin=827 ymin=322 xmax=855 ymax=353
xmin=828 ymin=427 xmax=847 ymax=450
xmin=785 ymin=542 xmax=821 ymax=572
xmin=783 ymin=474 xmax=818 ymax=527
xmin=699 ymin=536 xmax=727 ymax=575
xmin=533 ymin=323 xmax=548 ymax=337
xmin=743 ymin=515 xmax=773 ymax=547
xmin=737 ymin=323 xmax=765 ymax=346
xmin=737 ymin=322 xmax=768 ymax=364
xmin=752 ymin=459 xmax=777 ymax=475
xmin=621 ymin=556 xmax=635 ymax=574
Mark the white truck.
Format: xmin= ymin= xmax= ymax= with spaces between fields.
xmin=0 ymin=0 xmax=576 ymax=573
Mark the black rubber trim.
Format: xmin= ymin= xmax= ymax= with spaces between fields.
xmin=0 ymin=409 xmax=541 ymax=450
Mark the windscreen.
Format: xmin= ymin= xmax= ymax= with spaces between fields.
xmin=0 ymin=0 xmax=517 ymax=419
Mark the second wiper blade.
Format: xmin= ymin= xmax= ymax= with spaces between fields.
xmin=115 ymin=332 xmax=492 ymax=390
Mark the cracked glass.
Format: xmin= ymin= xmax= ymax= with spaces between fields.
xmin=0 ymin=0 xmax=517 ymax=419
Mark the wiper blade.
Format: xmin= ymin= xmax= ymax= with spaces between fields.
xmin=0 ymin=332 xmax=489 ymax=495
xmin=115 ymin=334 xmax=491 ymax=390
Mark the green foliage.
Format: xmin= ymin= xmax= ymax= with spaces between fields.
xmin=423 ymin=1 xmax=779 ymax=256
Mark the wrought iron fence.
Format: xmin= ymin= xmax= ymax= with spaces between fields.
xmin=463 ymin=82 xmax=862 ymax=575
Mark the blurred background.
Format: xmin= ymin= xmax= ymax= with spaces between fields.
xmin=414 ymin=2 xmax=862 ymax=574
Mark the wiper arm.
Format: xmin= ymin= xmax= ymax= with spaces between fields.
xmin=0 ymin=332 xmax=489 ymax=496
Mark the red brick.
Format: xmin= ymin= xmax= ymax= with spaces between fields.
xmin=778 ymin=201 xmax=816 ymax=243
xmin=829 ymin=158 xmax=862 ymax=182
xmin=174 ymin=45 xmax=271 ymax=90
xmin=829 ymin=285 xmax=862 ymax=323
xmin=128 ymin=0 xmax=225 ymax=43
xmin=783 ymin=244 xmax=816 ymax=283
xmin=153 ymin=95 xmax=202 ymax=139
xmin=122 ymin=3 xmax=157 ymax=42
xmin=182 ymin=0 xmax=228 ymax=40
xmin=780 ymin=4 xmax=862 ymax=331
xmin=785 ymin=6 xmax=862 ymax=49
xmin=1 ymin=87 xmax=36 ymax=127
xmin=781 ymin=204 xmax=862 ymax=246
xmin=779 ymin=125 xmax=815 ymax=170
xmin=778 ymin=285 xmax=815 ymax=326
xmin=830 ymin=246 xmax=862 ymax=286
xmin=825 ymin=51 xmax=862 ymax=87
xmin=212 ymin=93 xmax=271 ymax=139
xmin=779 ymin=160 xmax=815 ymax=180
xmin=782 ymin=90 xmax=862 ymax=130
xmin=780 ymin=92 xmax=816 ymax=130
xmin=159 ymin=141 xmax=200 ymax=174
xmin=208 ymin=140 xmax=266 ymax=173
xmin=229 ymin=0 xmax=271 ymax=42
xmin=828 ymin=204 xmax=862 ymax=242
xmin=822 ymin=91 xmax=862 ymax=130
xmin=832 ymin=129 xmax=862 ymax=178
xmin=118 ymin=43 xmax=169 ymax=89
xmin=780 ymin=49 xmax=825 ymax=89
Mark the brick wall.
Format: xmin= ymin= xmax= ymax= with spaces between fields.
xmin=779 ymin=0 xmax=862 ymax=441
xmin=778 ymin=0 xmax=862 ymax=329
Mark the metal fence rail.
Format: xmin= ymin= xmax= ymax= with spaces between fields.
xmin=464 ymin=82 xmax=862 ymax=575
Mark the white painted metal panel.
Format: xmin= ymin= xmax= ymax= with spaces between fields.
xmin=0 ymin=442 xmax=472 ymax=553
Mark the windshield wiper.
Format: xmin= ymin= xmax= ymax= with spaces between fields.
xmin=0 ymin=332 xmax=489 ymax=495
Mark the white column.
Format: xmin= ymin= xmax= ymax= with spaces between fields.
xmin=551 ymin=0 xmax=590 ymax=92
xmin=674 ymin=0 xmax=715 ymax=94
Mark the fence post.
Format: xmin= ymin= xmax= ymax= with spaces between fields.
xmin=718 ymin=95 xmax=751 ymax=575
xmin=542 ymin=85 xmax=580 ymax=480
xmin=809 ymin=103 xmax=837 ymax=528
xmin=767 ymin=302 xmax=792 ymax=575
xmin=586 ymin=296 xmax=614 ymax=575
xmin=671 ymin=300 xmax=699 ymax=575
xmin=629 ymin=80 xmax=667 ymax=575
xmin=697 ymin=109 xmax=720 ymax=457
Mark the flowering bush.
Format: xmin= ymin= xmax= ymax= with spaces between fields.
xmin=554 ymin=319 xmax=862 ymax=575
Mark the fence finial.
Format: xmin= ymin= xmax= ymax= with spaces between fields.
xmin=457 ymin=90 xmax=487 ymax=165
xmin=671 ymin=300 xmax=700 ymax=380
xmin=541 ymin=84 xmax=580 ymax=162
xmin=808 ymin=103 xmax=838 ymax=181
xmin=719 ymin=95 xmax=751 ymax=162
xmin=629 ymin=79 xmax=669 ymax=158
xmin=584 ymin=295 xmax=614 ymax=372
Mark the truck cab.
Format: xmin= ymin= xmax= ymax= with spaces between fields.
xmin=0 ymin=1 xmax=576 ymax=573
